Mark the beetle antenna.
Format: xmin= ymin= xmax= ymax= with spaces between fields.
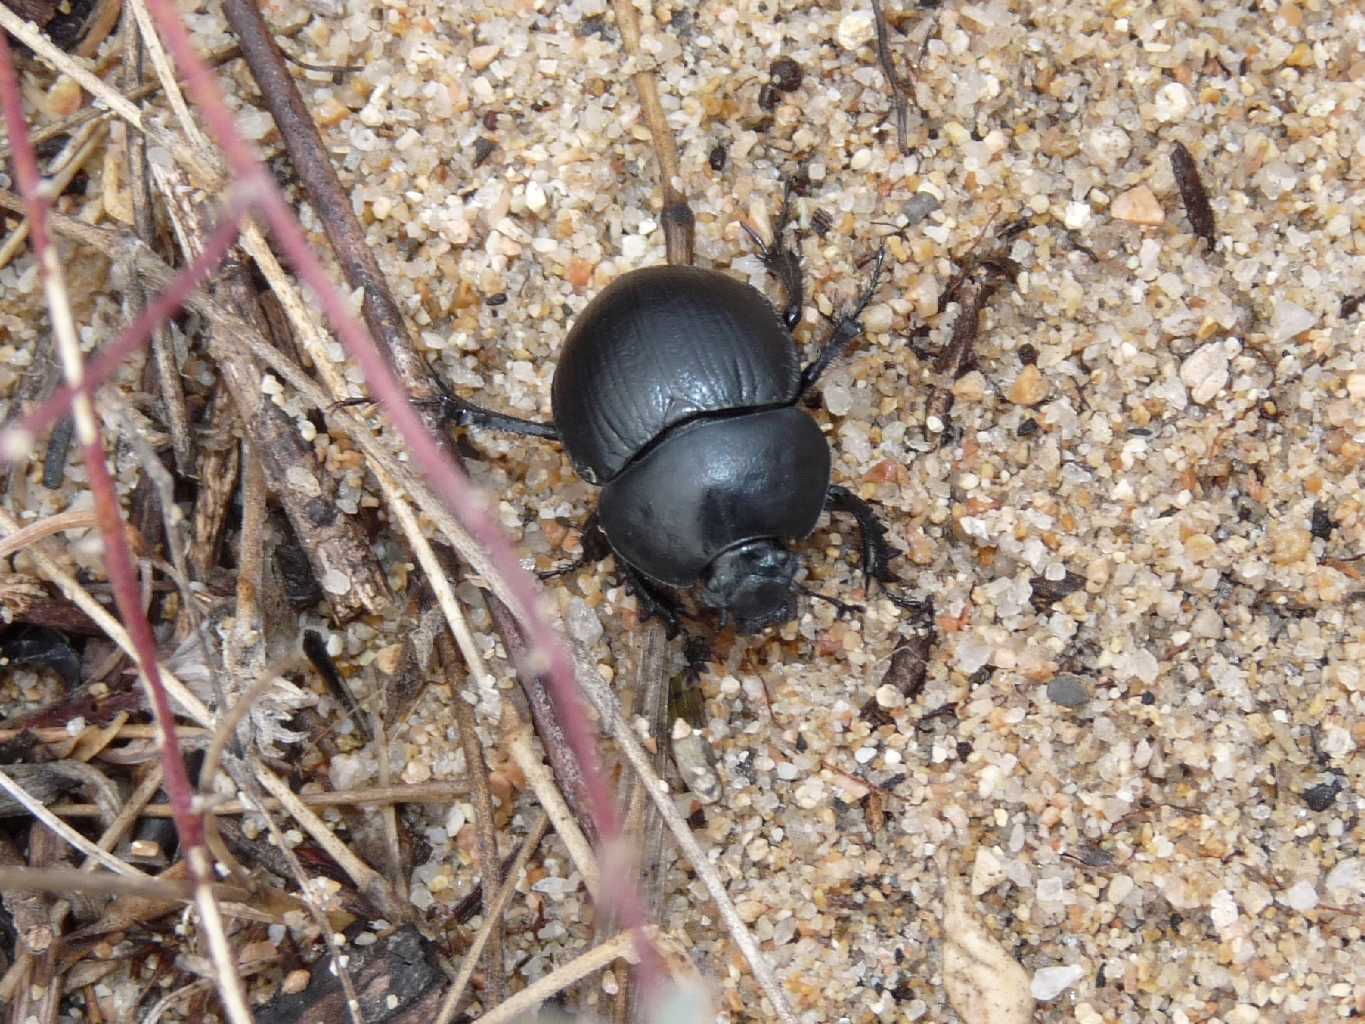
xmin=796 ymin=584 xmax=864 ymax=619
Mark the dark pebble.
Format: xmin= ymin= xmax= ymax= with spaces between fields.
xmin=1302 ymin=779 xmax=1342 ymax=812
xmin=1046 ymin=675 xmax=1090 ymax=708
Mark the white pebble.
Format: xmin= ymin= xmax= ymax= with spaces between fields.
xmin=1036 ymin=876 xmax=1065 ymax=903
xmin=1325 ymin=857 xmax=1363 ymax=899
xmin=1210 ymin=889 xmax=1239 ymax=928
xmin=836 ymin=11 xmax=875 ymax=50
xmin=1107 ymin=874 xmax=1134 ymax=904
xmin=1082 ymin=126 xmax=1131 ymax=172
xmin=1281 ymin=880 xmax=1318 ymax=912
xmin=1063 ymin=201 xmax=1091 ymax=230
xmin=1271 ymin=300 xmax=1316 ymax=343
xmin=621 ymin=233 xmax=648 ymax=262
xmin=524 ymin=180 xmax=547 ymax=213
xmin=1180 ymin=342 xmax=1230 ymax=405
xmin=971 ymin=846 xmax=1007 ymax=895
xmin=1153 ymin=82 xmax=1193 ymax=122
xmin=1030 ymin=964 xmax=1084 ymax=1001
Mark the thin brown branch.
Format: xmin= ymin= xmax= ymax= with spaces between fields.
xmin=218 ymin=0 xmax=438 ymax=403
xmin=50 ymin=780 xmax=470 ymax=819
xmin=438 ymin=631 xmax=506 ymax=1006
xmin=488 ymin=596 xmax=595 ymax=835
xmin=123 ymin=11 xmax=194 ymax=475
xmin=870 ymin=0 xmax=913 ymax=154
xmin=432 ymin=813 xmax=551 ymax=1024
xmin=150 ymin=164 xmax=389 ymax=620
xmin=609 ymin=0 xmax=694 ymax=265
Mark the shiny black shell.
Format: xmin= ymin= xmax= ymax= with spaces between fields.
xmin=597 ymin=407 xmax=831 ymax=586
xmin=550 ymin=264 xmax=833 ymax=590
xmin=551 ymin=266 xmax=800 ymax=484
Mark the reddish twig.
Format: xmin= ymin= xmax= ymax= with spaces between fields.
xmin=140 ymin=0 xmax=661 ymax=979
xmin=0 ymin=27 xmax=202 ymax=859
xmin=8 ymin=208 xmax=244 ymax=449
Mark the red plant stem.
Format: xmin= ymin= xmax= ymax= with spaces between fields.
xmin=0 ymin=31 xmax=203 ymax=852
xmin=14 ymin=210 xmax=244 ymax=446
xmin=138 ymin=0 xmax=661 ymax=984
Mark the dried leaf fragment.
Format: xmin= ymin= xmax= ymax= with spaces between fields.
xmin=942 ymin=867 xmax=1034 ymax=1024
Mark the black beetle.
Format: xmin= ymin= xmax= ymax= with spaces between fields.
xmin=438 ymin=202 xmax=903 ymax=634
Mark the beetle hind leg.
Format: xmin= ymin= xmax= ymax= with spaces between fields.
xmin=798 ymin=245 xmax=887 ymax=396
xmin=744 ymin=179 xmax=804 ymax=331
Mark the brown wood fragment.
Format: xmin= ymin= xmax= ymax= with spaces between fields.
xmin=870 ymin=0 xmax=913 ymax=154
xmin=1170 ymin=141 xmax=1216 ymax=250
xmin=212 ymin=261 xmax=392 ymax=621
xmin=255 ymin=925 xmax=444 ymax=1024
xmin=860 ymin=599 xmax=934 ymax=723
xmin=1 ymin=0 xmax=57 ymax=25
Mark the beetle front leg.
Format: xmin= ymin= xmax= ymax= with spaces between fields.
xmin=826 ymin=485 xmax=897 ymax=589
xmin=538 ymin=511 xmax=611 ymax=580
xmin=619 ymin=564 xmax=687 ymax=638
xmin=744 ymin=180 xmax=804 ymax=330
xmin=798 ymin=245 xmax=887 ymax=396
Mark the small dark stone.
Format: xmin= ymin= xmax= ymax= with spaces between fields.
xmin=811 ymin=208 xmax=833 ymax=237
xmin=758 ymin=83 xmax=779 ymax=111
xmin=769 ymin=56 xmax=803 ymax=92
xmin=1017 ymin=417 xmax=1039 ymax=438
xmin=482 ymin=110 xmax=500 ymax=130
xmin=304 ymin=496 xmax=337 ymax=528
xmin=1302 ymin=778 xmax=1342 ymax=812
xmin=1140 ymin=691 xmax=1156 ymax=705
xmin=1310 ymin=502 xmax=1334 ymax=542
xmin=1030 ymin=571 xmax=1085 ymax=610
xmin=486 ymin=292 xmax=508 ymax=306
xmin=1047 ymin=675 xmax=1090 ymax=708
xmin=968 ymin=665 xmax=994 ymax=687
xmin=903 ymin=191 xmax=941 ymax=226
xmin=956 ymin=741 xmax=973 ymax=761
xmin=708 ymin=142 xmax=728 ymax=172
xmin=1017 ymin=343 xmax=1038 ymax=366
xmin=472 ymin=136 xmax=496 ymax=168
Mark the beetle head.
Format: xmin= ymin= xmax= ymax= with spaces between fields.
xmin=701 ymin=541 xmax=799 ymax=633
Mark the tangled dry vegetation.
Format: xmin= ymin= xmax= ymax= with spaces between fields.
xmin=0 ymin=1 xmax=1363 ymax=1023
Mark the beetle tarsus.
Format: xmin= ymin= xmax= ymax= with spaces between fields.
xmin=826 ymin=484 xmax=898 ymax=590
xmin=798 ymin=244 xmax=887 ymax=395
xmin=797 ymin=584 xmax=864 ymax=619
xmin=440 ymin=393 xmax=560 ymax=440
xmin=745 ymin=180 xmax=804 ymax=330
xmin=539 ymin=513 xmax=610 ymax=579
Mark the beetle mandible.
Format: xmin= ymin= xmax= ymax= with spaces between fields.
xmin=442 ymin=198 xmax=905 ymax=635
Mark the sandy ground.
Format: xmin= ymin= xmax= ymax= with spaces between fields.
xmin=2 ymin=0 xmax=1363 ymax=1020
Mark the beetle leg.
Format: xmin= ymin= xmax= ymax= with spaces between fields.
xmin=333 ymin=391 xmax=559 ymax=440
xmin=439 ymin=392 xmax=560 ymax=440
xmin=796 ymin=583 xmax=864 ymax=619
xmin=798 ymin=245 xmax=887 ymax=396
xmin=619 ymin=564 xmax=687 ymax=638
xmin=825 ymin=484 xmax=898 ymax=590
xmin=538 ymin=512 xmax=611 ymax=579
xmin=743 ymin=180 xmax=804 ymax=330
